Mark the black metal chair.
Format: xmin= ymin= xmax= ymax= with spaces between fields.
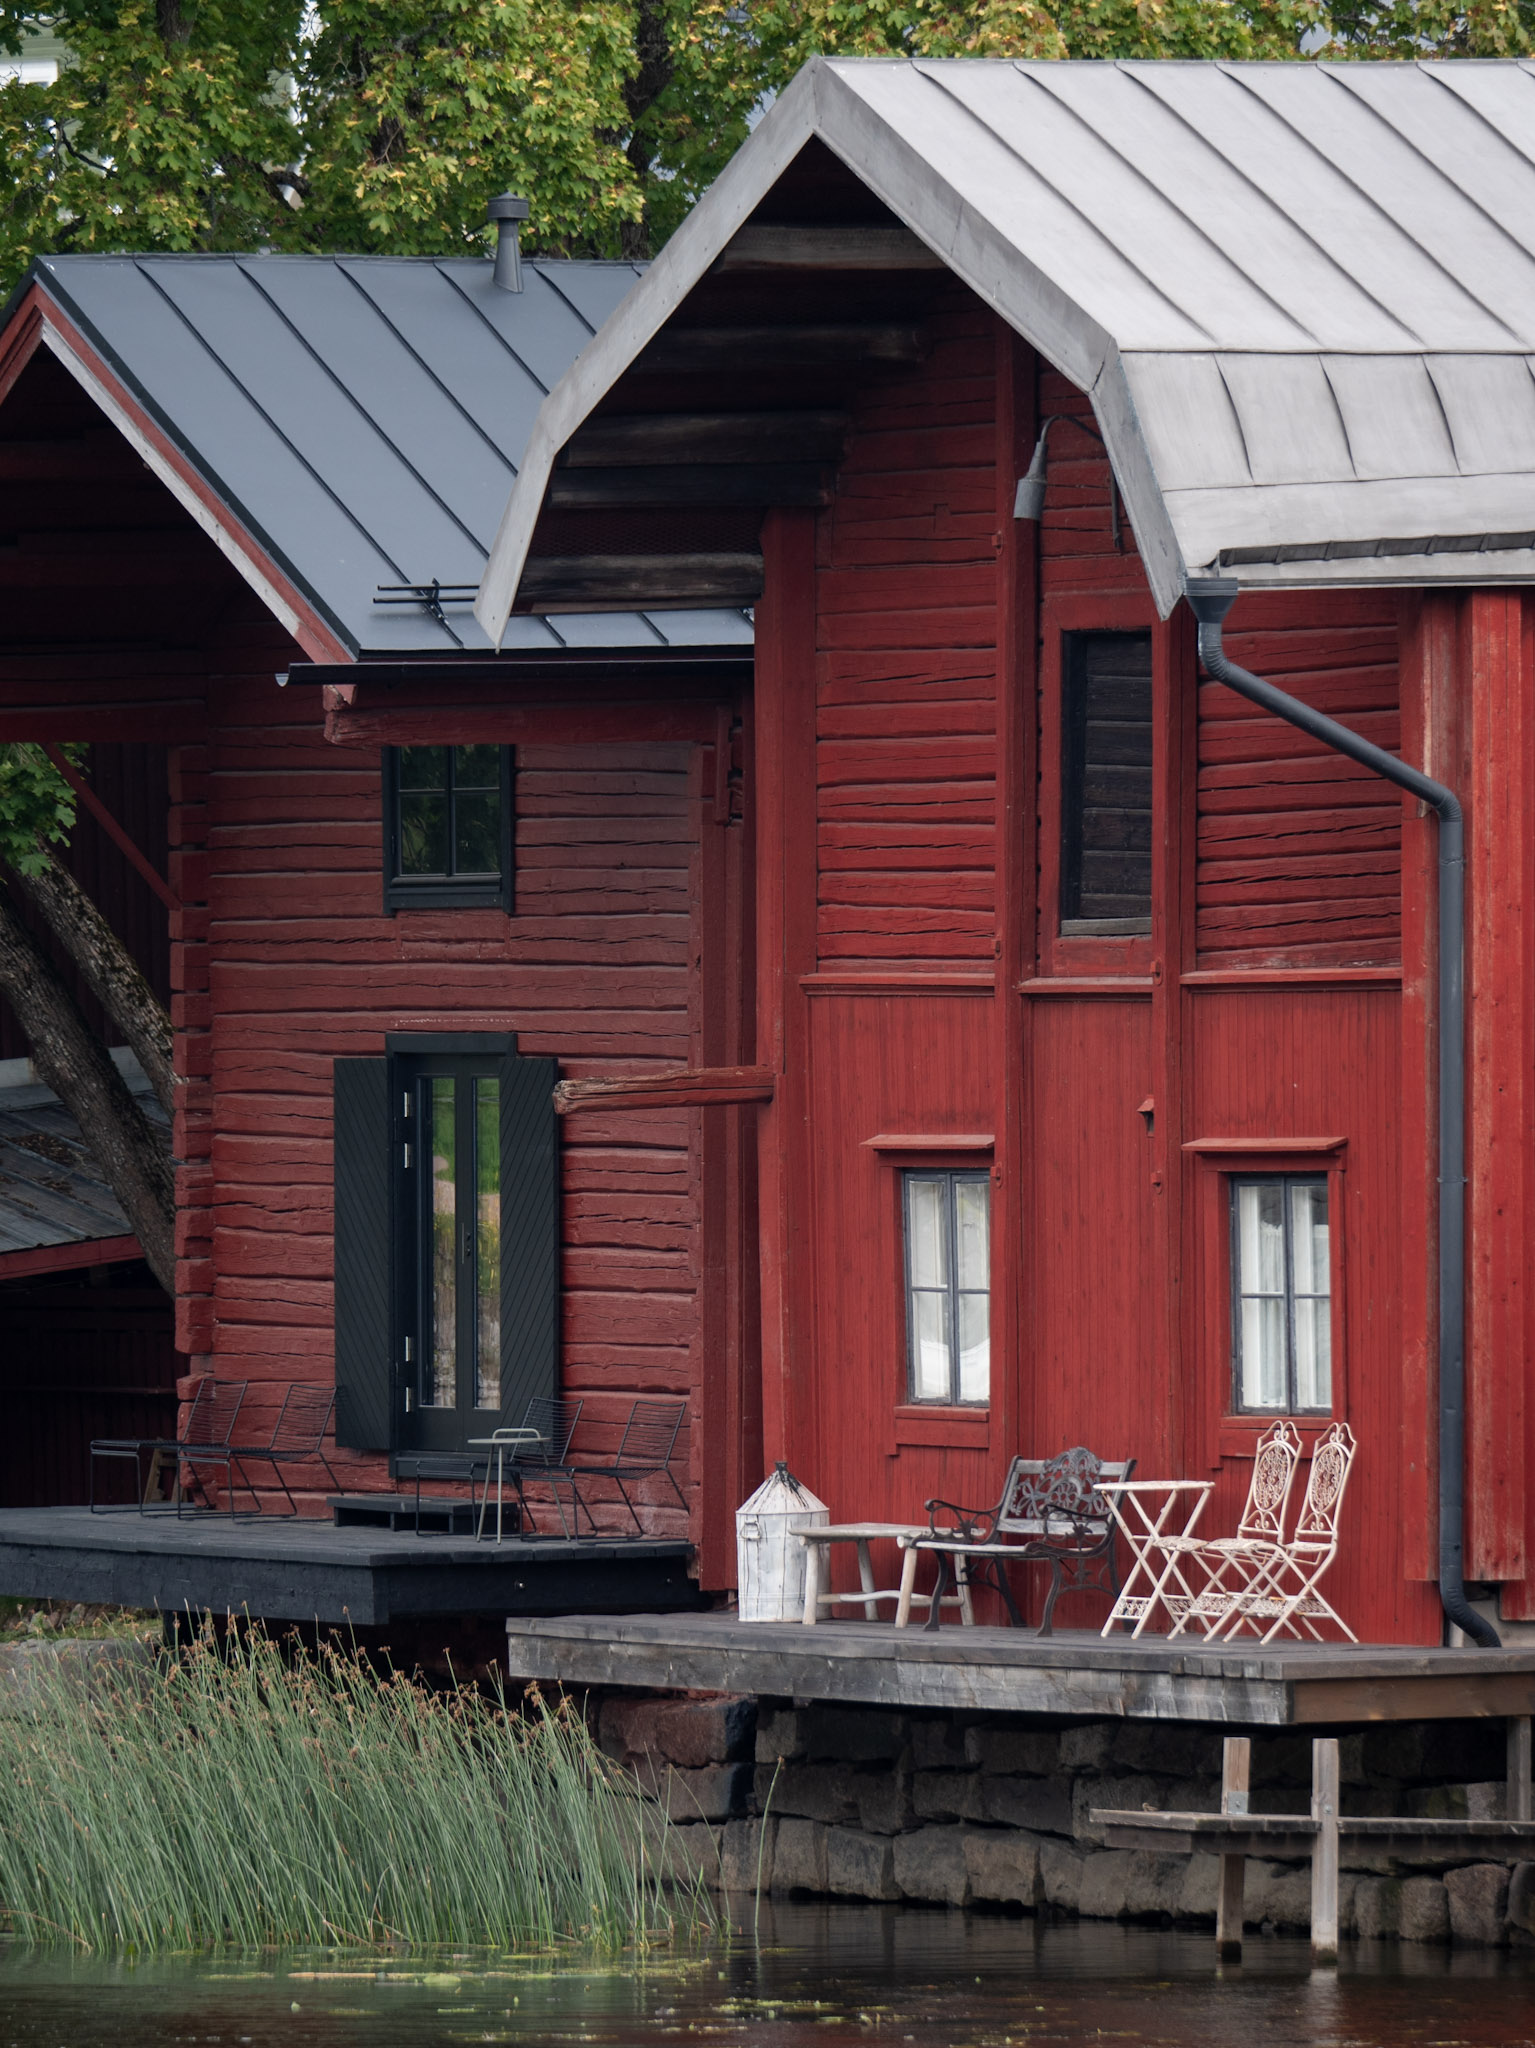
xmin=184 ymin=1383 xmax=340 ymax=1517
xmin=90 ymin=1378 xmax=249 ymax=1514
xmin=506 ymin=1397 xmax=585 ymax=1538
xmin=572 ymin=1397 xmax=687 ymax=1536
xmin=913 ymin=1447 xmax=1136 ymax=1635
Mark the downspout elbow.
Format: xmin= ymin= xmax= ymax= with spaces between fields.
xmin=1185 ymin=578 xmax=1499 ymax=1650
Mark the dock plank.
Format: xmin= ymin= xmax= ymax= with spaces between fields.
xmin=0 ymin=1507 xmax=700 ymax=1624
xmin=503 ymin=1613 xmax=1535 ymax=1726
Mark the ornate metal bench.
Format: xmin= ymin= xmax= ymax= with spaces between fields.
xmin=895 ymin=1446 xmax=1135 ymax=1635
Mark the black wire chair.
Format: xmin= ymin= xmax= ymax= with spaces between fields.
xmin=571 ymin=1397 xmax=687 ymax=1536
xmin=90 ymin=1378 xmax=249 ymax=1514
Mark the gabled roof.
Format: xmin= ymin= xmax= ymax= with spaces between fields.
xmin=22 ymin=254 xmax=752 ymax=657
xmin=477 ymin=56 xmax=1535 ymax=633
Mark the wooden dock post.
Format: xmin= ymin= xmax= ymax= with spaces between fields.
xmin=1216 ymin=1735 xmax=1251 ymax=1960
xmin=1310 ymin=1738 xmax=1340 ymax=1966
xmin=1509 ymin=1716 xmax=1532 ymax=1823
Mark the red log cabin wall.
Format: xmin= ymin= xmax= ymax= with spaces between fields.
xmin=0 ymin=339 xmax=751 ymax=1558
xmin=179 ymin=604 xmax=747 ymax=1548
xmin=756 ymin=273 xmax=1491 ymax=1643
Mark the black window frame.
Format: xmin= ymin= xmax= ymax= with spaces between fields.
xmin=1060 ymin=629 xmax=1154 ymax=938
xmin=1229 ymin=1172 xmax=1333 ymax=1417
xmin=383 ymin=743 xmax=514 ymax=913
xmin=902 ymin=1167 xmax=991 ymax=1407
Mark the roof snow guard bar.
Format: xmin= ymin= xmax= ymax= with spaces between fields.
xmin=1184 ymin=576 xmax=1499 ymax=1652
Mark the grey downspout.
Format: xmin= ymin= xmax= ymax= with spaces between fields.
xmin=1184 ymin=577 xmax=1500 ymax=1651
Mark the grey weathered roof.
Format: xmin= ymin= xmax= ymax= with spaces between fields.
xmin=478 ymin=57 xmax=1535 ymax=631
xmin=0 ymin=1056 xmax=161 ymax=1258
xmin=29 ymin=253 xmax=752 ymax=657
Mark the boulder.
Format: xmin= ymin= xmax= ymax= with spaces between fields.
xmin=1444 ymin=1863 xmax=1510 ymax=1946
xmin=1038 ymin=1839 xmax=1085 ymax=1913
xmin=855 ymin=1771 xmax=916 ymax=1836
xmin=893 ymin=1826 xmax=971 ymax=1905
xmin=600 ymin=1694 xmax=755 ymax=1767
xmin=755 ymin=1704 xmax=808 ymax=1764
xmin=1507 ymin=1861 xmax=1535 ymax=1937
xmin=965 ymin=1726 xmax=1059 ymax=1775
xmin=979 ymin=1773 xmax=1074 ymax=1835
xmin=772 ymin=1817 xmax=829 ymax=1894
xmin=756 ymin=1760 xmax=859 ymax=1825
xmin=826 ymin=1827 xmax=899 ymax=1901
xmin=1352 ymin=1876 xmax=1402 ymax=1940
xmin=720 ymin=1816 xmax=777 ymax=1894
xmin=915 ymin=1770 xmax=984 ymax=1823
xmin=803 ymin=1705 xmax=909 ymax=1764
xmin=631 ymin=1759 xmax=752 ymax=1822
xmin=964 ymin=1828 xmax=1043 ymax=1906
xmin=1398 ymin=1876 xmax=1451 ymax=1943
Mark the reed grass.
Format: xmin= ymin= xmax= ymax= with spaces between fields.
xmin=0 ymin=1622 xmax=711 ymax=1953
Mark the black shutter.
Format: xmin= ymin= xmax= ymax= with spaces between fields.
xmin=498 ymin=1052 xmax=559 ymax=1428
xmin=332 ymin=1057 xmax=394 ymax=1451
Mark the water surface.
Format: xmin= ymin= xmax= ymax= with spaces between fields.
xmin=2 ymin=1902 xmax=1533 ymax=2048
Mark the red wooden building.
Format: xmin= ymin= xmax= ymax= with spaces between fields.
xmin=2 ymin=58 xmax=1535 ymax=1647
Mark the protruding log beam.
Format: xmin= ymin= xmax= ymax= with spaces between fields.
xmin=562 ymin=410 xmax=848 ymax=467
xmin=518 ymin=553 xmax=762 ymax=611
xmin=554 ymin=1065 xmax=775 ymax=1114
xmin=634 ymin=325 xmax=923 ymax=373
xmin=547 ymin=464 xmax=829 ymax=510
xmin=715 ymin=225 xmax=945 ymax=271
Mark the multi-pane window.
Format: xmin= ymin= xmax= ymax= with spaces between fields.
xmin=384 ymin=744 xmax=513 ymax=911
xmin=1231 ymin=1176 xmax=1331 ymax=1414
xmin=1060 ymin=630 xmax=1153 ymax=936
xmin=904 ymin=1170 xmax=990 ymax=1405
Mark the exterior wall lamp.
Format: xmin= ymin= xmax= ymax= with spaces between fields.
xmin=1013 ymin=413 xmax=1120 ymax=547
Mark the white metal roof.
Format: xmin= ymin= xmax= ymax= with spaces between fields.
xmin=477 ymin=56 xmax=1535 ymax=635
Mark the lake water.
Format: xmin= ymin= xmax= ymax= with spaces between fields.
xmin=2 ymin=1901 xmax=1533 ymax=2048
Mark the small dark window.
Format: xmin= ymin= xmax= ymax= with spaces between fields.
xmin=383 ymin=744 xmax=513 ymax=911
xmin=904 ymin=1169 xmax=990 ymax=1405
xmin=1231 ymin=1175 xmax=1331 ymax=1414
xmin=1061 ymin=631 xmax=1153 ymax=936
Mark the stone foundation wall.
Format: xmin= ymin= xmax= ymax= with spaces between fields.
xmin=592 ymin=1690 xmax=1535 ymax=1949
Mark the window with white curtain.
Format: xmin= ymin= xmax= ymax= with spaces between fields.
xmin=903 ymin=1170 xmax=990 ymax=1405
xmin=1230 ymin=1175 xmax=1331 ymax=1414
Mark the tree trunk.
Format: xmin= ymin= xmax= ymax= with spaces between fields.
xmin=9 ymin=850 xmax=175 ymax=1116
xmin=0 ymin=889 xmax=174 ymax=1291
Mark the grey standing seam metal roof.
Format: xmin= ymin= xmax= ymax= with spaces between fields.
xmin=30 ymin=253 xmax=751 ymax=657
xmin=478 ymin=57 xmax=1535 ymax=633
xmin=0 ymin=1066 xmax=162 ymax=1258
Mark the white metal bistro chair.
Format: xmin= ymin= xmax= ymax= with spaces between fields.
xmin=1190 ymin=1421 xmax=1358 ymax=1645
xmin=1161 ymin=1418 xmax=1304 ymax=1638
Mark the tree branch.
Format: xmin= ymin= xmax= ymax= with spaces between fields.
xmin=8 ymin=849 xmax=175 ymax=1117
xmin=0 ymin=889 xmax=174 ymax=1292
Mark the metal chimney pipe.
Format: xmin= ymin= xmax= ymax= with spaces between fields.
xmin=1184 ymin=576 xmax=1499 ymax=1651
xmin=487 ymin=193 xmax=530 ymax=292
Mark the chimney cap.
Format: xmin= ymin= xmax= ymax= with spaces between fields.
xmin=487 ymin=192 xmax=531 ymax=224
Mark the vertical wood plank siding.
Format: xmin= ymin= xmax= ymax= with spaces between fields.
xmin=1196 ymin=594 xmax=1403 ymax=969
xmin=816 ymin=294 xmax=998 ymax=973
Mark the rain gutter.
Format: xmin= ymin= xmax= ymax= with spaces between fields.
xmin=1183 ymin=577 xmax=1500 ymax=1651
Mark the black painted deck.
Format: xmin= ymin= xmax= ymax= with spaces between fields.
xmin=0 ymin=1507 xmax=700 ymax=1624
xmin=503 ymin=1611 xmax=1535 ymax=1726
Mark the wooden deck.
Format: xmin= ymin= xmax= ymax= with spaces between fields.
xmin=0 ymin=1507 xmax=701 ymax=1625
xmin=503 ymin=1611 xmax=1535 ymax=1726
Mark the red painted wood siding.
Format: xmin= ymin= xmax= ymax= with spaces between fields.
xmin=169 ymin=593 xmax=709 ymax=1532
xmin=1196 ymin=594 xmax=1403 ymax=969
xmin=815 ymin=291 xmax=998 ymax=973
